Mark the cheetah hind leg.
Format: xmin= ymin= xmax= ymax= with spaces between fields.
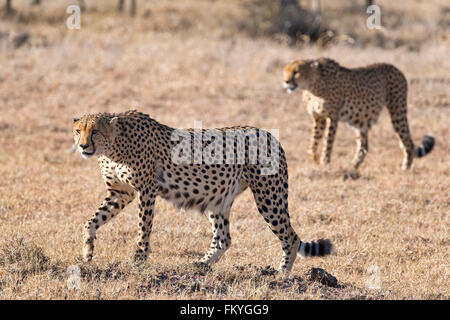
xmin=249 ymin=175 xmax=301 ymax=271
xmin=250 ymin=170 xmax=333 ymax=271
xmin=342 ymin=130 xmax=368 ymax=180
xmin=342 ymin=169 xmax=360 ymax=181
xmin=387 ymin=98 xmax=415 ymax=170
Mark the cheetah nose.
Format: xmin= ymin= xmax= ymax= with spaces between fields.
xmin=79 ymin=143 xmax=89 ymax=150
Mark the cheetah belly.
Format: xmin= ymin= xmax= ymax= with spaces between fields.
xmin=155 ymin=165 xmax=247 ymax=214
xmin=339 ymin=101 xmax=384 ymax=130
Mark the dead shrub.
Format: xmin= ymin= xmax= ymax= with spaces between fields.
xmin=0 ymin=236 xmax=50 ymax=277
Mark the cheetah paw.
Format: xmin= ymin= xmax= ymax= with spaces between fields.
xmin=307 ymin=150 xmax=320 ymax=165
xmin=320 ymin=156 xmax=331 ymax=166
xmin=82 ymin=244 xmax=93 ymax=262
xmin=82 ymin=253 xmax=93 ymax=263
xmin=342 ymin=169 xmax=360 ymax=181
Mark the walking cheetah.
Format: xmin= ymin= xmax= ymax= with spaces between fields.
xmin=283 ymin=58 xmax=435 ymax=177
xmin=72 ymin=110 xmax=332 ymax=271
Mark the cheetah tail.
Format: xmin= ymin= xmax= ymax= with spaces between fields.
xmin=415 ymin=135 xmax=435 ymax=158
xmin=298 ymin=239 xmax=333 ymax=258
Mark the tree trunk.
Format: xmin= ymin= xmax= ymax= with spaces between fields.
xmin=79 ymin=0 xmax=86 ymax=11
xmin=130 ymin=0 xmax=136 ymax=16
xmin=6 ymin=0 xmax=12 ymax=14
xmin=118 ymin=0 xmax=125 ymax=12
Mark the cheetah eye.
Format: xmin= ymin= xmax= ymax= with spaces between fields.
xmin=75 ymin=129 xmax=81 ymax=134
xmin=92 ymin=130 xmax=99 ymax=136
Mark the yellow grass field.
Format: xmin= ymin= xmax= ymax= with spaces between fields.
xmin=0 ymin=0 xmax=448 ymax=299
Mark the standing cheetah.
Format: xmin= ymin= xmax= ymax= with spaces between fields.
xmin=72 ymin=110 xmax=332 ymax=271
xmin=283 ymin=58 xmax=435 ymax=176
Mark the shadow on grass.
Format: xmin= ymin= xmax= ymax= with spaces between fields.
xmin=0 ymin=236 xmax=384 ymax=299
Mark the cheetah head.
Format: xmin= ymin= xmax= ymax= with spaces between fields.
xmin=283 ymin=59 xmax=319 ymax=93
xmin=72 ymin=114 xmax=119 ymax=159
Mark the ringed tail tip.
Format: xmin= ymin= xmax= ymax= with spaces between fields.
xmin=299 ymin=239 xmax=333 ymax=258
xmin=415 ymin=134 xmax=435 ymax=158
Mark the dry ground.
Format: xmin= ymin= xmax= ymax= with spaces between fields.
xmin=0 ymin=0 xmax=449 ymax=299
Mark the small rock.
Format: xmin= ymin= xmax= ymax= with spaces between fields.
xmin=308 ymin=267 xmax=338 ymax=287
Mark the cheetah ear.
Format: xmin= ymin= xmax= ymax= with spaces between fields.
xmin=310 ymin=61 xmax=319 ymax=69
xmin=108 ymin=117 xmax=121 ymax=138
xmin=73 ymin=117 xmax=80 ymax=124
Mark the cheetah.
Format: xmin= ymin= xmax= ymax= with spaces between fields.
xmin=283 ymin=58 xmax=435 ymax=177
xmin=72 ymin=110 xmax=332 ymax=271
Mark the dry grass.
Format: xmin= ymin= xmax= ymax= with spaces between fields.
xmin=0 ymin=0 xmax=449 ymax=299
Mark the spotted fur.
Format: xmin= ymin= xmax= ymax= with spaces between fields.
xmin=283 ymin=58 xmax=435 ymax=173
xmin=72 ymin=110 xmax=332 ymax=271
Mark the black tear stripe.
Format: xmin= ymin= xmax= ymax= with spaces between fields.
xmin=90 ymin=134 xmax=96 ymax=155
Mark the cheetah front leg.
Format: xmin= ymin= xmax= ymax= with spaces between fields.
xmin=321 ymin=115 xmax=339 ymax=165
xmin=83 ymin=187 xmax=135 ymax=262
xmin=352 ymin=129 xmax=369 ymax=170
xmin=308 ymin=114 xmax=327 ymax=164
xmin=134 ymin=183 xmax=158 ymax=264
xmin=199 ymin=210 xmax=232 ymax=265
